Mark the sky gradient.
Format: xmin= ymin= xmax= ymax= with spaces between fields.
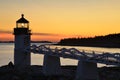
xmin=0 ymin=0 xmax=120 ymax=42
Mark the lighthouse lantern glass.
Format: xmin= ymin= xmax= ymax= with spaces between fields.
xmin=16 ymin=14 xmax=29 ymax=28
xmin=21 ymin=23 xmax=24 ymax=27
xmin=17 ymin=23 xmax=29 ymax=28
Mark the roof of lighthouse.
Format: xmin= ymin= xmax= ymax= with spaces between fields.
xmin=16 ymin=14 xmax=29 ymax=23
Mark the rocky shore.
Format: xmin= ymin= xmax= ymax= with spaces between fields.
xmin=0 ymin=62 xmax=76 ymax=80
xmin=0 ymin=62 xmax=120 ymax=80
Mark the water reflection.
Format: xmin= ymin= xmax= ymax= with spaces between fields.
xmin=49 ymin=45 xmax=120 ymax=53
xmin=0 ymin=43 xmax=120 ymax=67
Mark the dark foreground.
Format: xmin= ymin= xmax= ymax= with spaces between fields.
xmin=0 ymin=63 xmax=120 ymax=80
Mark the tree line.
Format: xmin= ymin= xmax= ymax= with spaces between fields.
xmin=58 ymin=33 xmax=120 ymax=48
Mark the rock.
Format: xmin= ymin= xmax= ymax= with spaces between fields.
xmin=8 ymin=61 xmax=14 ymax=68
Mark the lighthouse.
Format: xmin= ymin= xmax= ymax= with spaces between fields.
xmin=14 ymin=14 xmax=31 ymax=68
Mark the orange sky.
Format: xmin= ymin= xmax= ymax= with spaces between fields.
xmin=0 ymin=32 xmax=81 ymax=42
xmin=0 ymin=0 xmax=120 ymax=42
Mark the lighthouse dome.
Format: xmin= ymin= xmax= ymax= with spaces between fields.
xmin=16 ymin=14 xmax=29 ymax=23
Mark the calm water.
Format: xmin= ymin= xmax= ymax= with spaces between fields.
xmin=0 ymin=43 xmax=120 ymax=67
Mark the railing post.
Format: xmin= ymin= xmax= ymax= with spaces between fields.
xmin=43 ymin=54 xmax=62 ymax=76
xmin=75 ymin=60 xmax=99 ymax=80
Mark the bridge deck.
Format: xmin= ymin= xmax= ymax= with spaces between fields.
xmin=25 ymin=45 xmax=120 ymax=66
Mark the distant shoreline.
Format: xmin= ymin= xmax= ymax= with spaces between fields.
xmin=1 ymin=41 xmax=120 ymax=48
xmin=58 ymin=33 xmax=120 ymax=48
xmin=0 ymin=41 xmax=52 ymax=43
xmin=56 ymin=43 xmax=120 ymax=48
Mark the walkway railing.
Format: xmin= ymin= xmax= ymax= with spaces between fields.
xmin=25 ymin=45 xmax=120 ymax=66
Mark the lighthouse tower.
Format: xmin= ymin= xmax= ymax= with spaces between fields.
xmin=14 ymin=14 xmax=31 ymax=68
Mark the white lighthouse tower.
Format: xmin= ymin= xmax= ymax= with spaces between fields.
xmin=14 ymin=14 xmax=31 ymax=68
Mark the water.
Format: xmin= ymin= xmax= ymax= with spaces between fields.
xmin=0 ymin=43 xmax=120 ymax=67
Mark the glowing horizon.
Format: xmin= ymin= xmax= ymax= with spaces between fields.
xmin=0 ymin=0 xmax=120 ymax=42
xmin=0 ymin=30 xmax=87 ymax=42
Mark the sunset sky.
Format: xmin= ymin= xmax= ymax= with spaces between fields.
xmin=0 ymin=0 xmax=120 ymax=42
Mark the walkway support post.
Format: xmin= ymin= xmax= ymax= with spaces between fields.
xmin=43 ymin=54 xmax=62 ymax=76
xmin=75 ymin=60 xmax=99 ymax=80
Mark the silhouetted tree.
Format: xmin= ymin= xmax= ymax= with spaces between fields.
xmin=58 ymin=33 xmax=120 ymax=48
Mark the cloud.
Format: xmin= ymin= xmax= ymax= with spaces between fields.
xmin=0 ymin=30 xmax=59 ymax=36
xmin=32 ymin=32 xmax=59 ymax=36
xmin=0 ymin=30 xmax=12 ymax=34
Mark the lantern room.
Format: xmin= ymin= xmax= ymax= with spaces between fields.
xmin=16 ymin=14 xmax=29 ymax=28
xmin=14 ymin=14 xmax=31 ymax=35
